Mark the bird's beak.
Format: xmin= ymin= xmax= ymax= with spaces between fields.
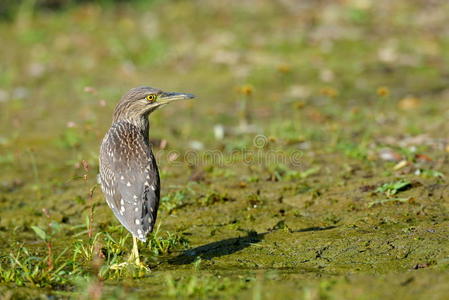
xmin=157 ymin=92 xmax=195 ymax=106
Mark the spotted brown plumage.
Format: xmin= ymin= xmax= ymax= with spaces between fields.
xmin=100 ymin=121 xmax=160 ymax=241
xmin=99 ymin=86 xmax=194 ymax=249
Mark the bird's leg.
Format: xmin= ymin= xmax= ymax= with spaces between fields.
xmin=129 ymin=236 xmax=140 ymax=264
xmin=110 ymin=236 xmax=148 ymax=271
xmin=128 ymin=236 xmax=149 ymax=270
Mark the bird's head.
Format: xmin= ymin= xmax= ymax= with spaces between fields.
xmin=113 ymin=86 xmax=195 ymax=125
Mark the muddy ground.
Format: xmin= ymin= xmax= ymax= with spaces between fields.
xmin=1 ymin=0 xmax=449 ymax=299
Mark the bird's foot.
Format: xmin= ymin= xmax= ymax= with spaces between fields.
xmin=109 ymin=256 xmax=149 ymax=271
xmin=128 ymin=254 xmax=150 ymax=271
xmin=109 ymin=236 xmax=149 ymax=271
xmin=109 ymin=261 xmax=149 ymax=272
xmin=109 ymin=262 xmax=129 ymax=270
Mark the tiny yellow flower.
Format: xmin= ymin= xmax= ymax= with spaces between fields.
xmin=277 ymin=64 xmax=291 ymax=74
xmin=377 ymin=86 xmax=390 ymax=97
xmin=237 ymin=84 xmax=254 ymax=96
xmin=294 ymin=101 xmax=306 ymax=109
xmin=320 ymin=87 xmax=338 ymax=98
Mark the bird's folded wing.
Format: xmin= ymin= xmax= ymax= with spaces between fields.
xmin=100 ymin=122 xmax=160 ymax=241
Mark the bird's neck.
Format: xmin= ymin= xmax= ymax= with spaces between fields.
xmin=135 ymin=115 xmax=150 ymax=141
xmin=115 ymin=115 xmax=150 ymax=142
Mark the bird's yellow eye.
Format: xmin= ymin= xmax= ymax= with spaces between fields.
xmin=146 ymin=94 xmax=157 ymax=102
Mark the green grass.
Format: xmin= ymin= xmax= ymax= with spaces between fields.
xmin=376 ymin=179 xmax=413 ymax=197
xmin=1 ymin=0 xmax=449 ymax=299
xmin=0 ymin=222 xmax=188 ymax=287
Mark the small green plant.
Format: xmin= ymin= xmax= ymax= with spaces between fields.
xmin=336 ymin=141 xmax=368 ymax=160
xmin=375 ymin=179 xmax=412 ymax=197
xmin=245 ymin=175 xmax=260 ymax=183
xmin=0 ymin=246 xmax=70 ymax=287
xmin=417 ymin=169 xmax=444 ymax=179
xmin=147 ymin=224 xmax=189 ymax=256
xmin=269 ymin=164 xmax=320 ymax=181
xmin=0 ymin=153 xmax=14 ymax=164
xmin=56 ymin=128 xmax=82 ymax=149
xmin=160 ymin=188 xmax=194 ymax=213
xmin=0 ymin=219 xmax=190 ymax=287
xmin=30 ymin=219 xmax=63 ymax=271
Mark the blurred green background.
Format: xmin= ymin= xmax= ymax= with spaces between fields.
xmin=1 ymin=0 xmax=449 ymax=299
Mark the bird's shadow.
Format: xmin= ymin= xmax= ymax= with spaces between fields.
xmin=169 ymin=226 xmax=336 ymax=265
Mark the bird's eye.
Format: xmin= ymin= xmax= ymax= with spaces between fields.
xmin=146 ymin=94 xmax=157 ymax=102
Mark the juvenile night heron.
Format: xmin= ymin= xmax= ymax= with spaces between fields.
xmin=99 ymin=86 xmax=194 ymax=266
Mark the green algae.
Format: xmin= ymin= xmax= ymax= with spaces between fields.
xmin=1 ymin=0 xmax=449 ymax=299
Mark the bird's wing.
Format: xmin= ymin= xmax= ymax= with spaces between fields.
xmin=99 ymin=122 xmax=160 ymax=241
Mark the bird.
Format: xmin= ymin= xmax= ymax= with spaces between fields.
xmin=98 ymin=86 xmax=195 ymax=267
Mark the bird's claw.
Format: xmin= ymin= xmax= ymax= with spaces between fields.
xmin=109 ymin=260 xmax=150 ymax=272
xmin=128 ymin=254 xmax=150 ymax=271
xmin=110 ymin=262 xmax=129 ymax=270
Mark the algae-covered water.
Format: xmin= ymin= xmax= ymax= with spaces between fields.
xmin=1 ymin=0 xmax=449 ymax=299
